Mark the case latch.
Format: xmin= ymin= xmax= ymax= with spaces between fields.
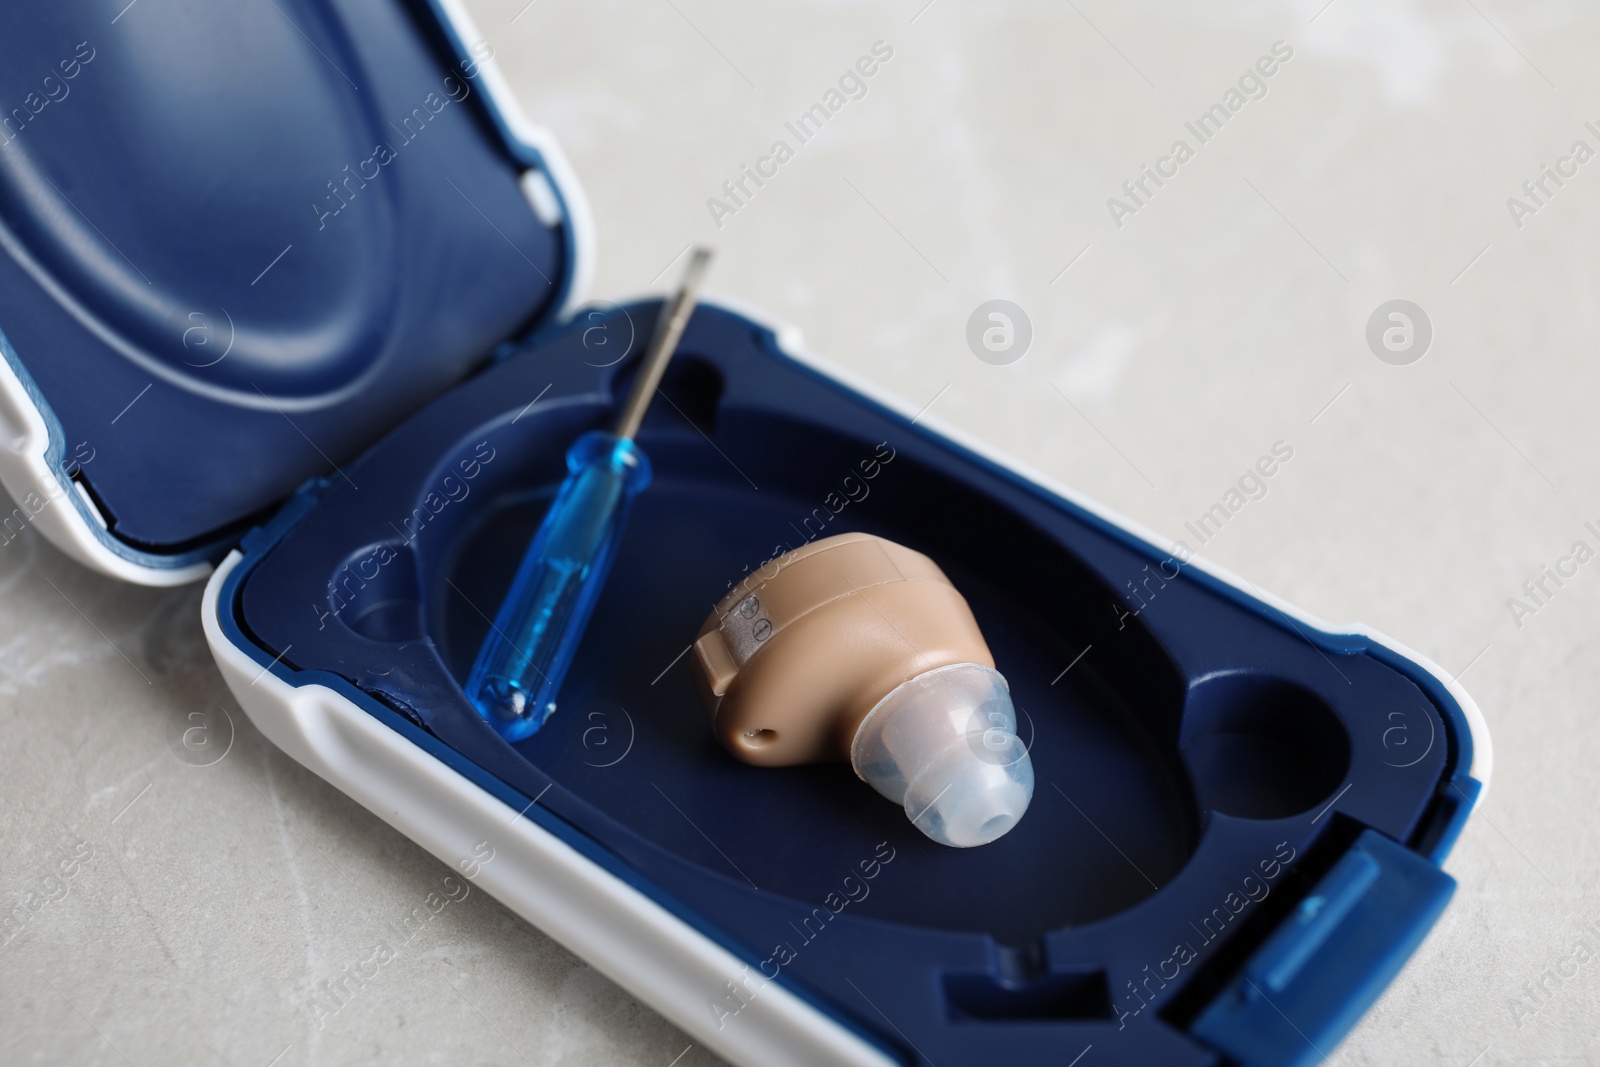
xmin=1190 ymin=829 xmax=1455 ymax=1067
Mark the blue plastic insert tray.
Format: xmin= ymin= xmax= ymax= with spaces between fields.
xmin=216 ymin=301 xmax=1481 ymax=1066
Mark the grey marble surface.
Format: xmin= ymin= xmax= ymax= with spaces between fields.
xmin=4 ymin=0 xmax=1600 ymax=1064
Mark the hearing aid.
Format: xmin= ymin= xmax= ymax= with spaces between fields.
xmin=691 ymin=532 xmax=1033 ymax=847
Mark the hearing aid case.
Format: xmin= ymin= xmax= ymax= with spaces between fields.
xmin=0 ymin=3 xmax=1490 ymax=1065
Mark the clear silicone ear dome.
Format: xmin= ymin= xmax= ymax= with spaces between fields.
xmin=850 ymin=663 xmax=1034 ymax=848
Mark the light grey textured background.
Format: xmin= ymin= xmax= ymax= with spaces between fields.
xmin=3 ymin=1 xmax=1598 ymax=1064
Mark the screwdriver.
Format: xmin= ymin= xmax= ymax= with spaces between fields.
xmin=467 ymin=248 xmax=713 ymax=741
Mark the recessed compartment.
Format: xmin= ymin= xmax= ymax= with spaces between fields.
xmin=1180 ymin=671 xmax=1351 ymax=821
xmin=943 ymin=968 xmax=1113 ymax=1022
xmin=328 ymin=541 xmax=422 ymax=643
xmin=428 ymin=416 xmax=1198 ymax=938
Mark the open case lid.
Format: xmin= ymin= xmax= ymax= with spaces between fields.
xmin=0 ymin=0 xmax=590 ymax=585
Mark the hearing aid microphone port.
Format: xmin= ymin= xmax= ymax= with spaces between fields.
xmin=742 ymin=729 xmax=778 ymax=749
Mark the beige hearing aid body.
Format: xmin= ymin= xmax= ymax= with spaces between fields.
xmin=691 ymin=531 xmax=1035 ymax=848
xmin=693 ymin=532 xmax=994 ymax=765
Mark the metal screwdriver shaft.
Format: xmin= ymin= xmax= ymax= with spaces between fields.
xmin=614 ymin=249 xmax=712 ymax=438
xmin=466 ymin=248 xmax=713 ymax=741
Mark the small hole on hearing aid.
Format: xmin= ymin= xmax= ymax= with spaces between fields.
xmin=743 ymin=729 xmax=777 ymax=746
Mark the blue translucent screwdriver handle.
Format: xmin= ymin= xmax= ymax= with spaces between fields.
xmin=465 ymin=430 xmax=652 ymax=740
xmin=466 ymin=246 xmax=710 ymax=741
